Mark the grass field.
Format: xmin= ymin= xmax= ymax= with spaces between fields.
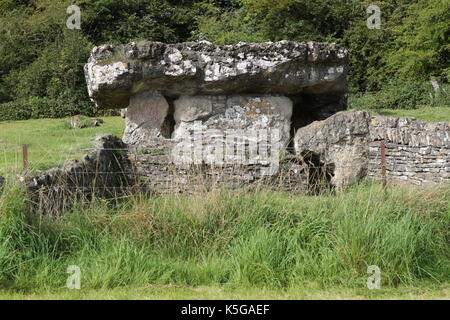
xmin=0 ymin=116 xmax=124 ymax=175
xmin=0 ymin=183 xmax=448 ymax=300
xmin=1 ymin=283 xmax=448 ymax=300
xmin=0 ymin=108 xmax=449 ymax=300
xmin=371 ymin=107 xmax=450 ymax=123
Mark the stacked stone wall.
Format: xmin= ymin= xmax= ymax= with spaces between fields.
xmin=368 ymin=117 xmax=450 ymax=186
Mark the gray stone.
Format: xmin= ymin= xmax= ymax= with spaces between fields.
xmin=70 ymin=116 xmax=103 ymax=129
xmin=295 ymin=111 xmax=450 ymax=188
xmin=123 ymin=91 xmax=170 ymax=145
xmin=85 ymin=41 xmax=348 ymax=110
xmin=294 ymin=110 xmax=371 ymax=189
xmin=172 ymin=94 xmax=293 ymax=166
xmin=173 ymin=95 xmax=216 ymax=123
xmin=24 ymin=134 xmax=131 ymax=215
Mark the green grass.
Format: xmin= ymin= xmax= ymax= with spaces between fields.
xmin=0 ymin=117 xmax=124 ymax=176
xmin=1 ymin=283 xmax=448 ymax=300
xmin=0 ymin=182 xmax=448 ymax=298
xmin=370 ymin=107 xmax=450 ymax=123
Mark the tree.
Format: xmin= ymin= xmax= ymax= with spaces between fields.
xmin=384 ymin=0 xmax=450 ymax=81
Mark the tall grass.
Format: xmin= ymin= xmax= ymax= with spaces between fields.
xmin=0 ymin=181 xmax=448 ymax=292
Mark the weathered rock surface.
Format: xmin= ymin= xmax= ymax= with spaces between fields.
xmin=123 ymin=91 xmax=172 ymax=145
xmin=85 ymin=40 xmax=348 ymax=110
xmin=295 ymin=110 xmax=450 ymax=188
xmin=172 ymin=95 xmax=292 ymax=164
xmin=368 ymin=116 xmax=450 ymax=186
xmin=294 ymin=110 xmax=370 ymax=189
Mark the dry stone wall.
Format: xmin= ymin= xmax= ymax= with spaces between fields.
xmin=128 ymin=144 xmax=309 ymax=194
xmin=24 ymin=135 xmax=132 ymax=215
xmin=294 ymin=111 xmax=450 ymax=188
xmin=368 ymin=116 xmax=450 ymax=186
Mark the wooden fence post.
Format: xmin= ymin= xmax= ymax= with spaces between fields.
xmin=22 ymin=144 xmax=28 ymax=175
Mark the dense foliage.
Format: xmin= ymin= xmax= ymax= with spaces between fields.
xmin=0 ymin=0 xmax=448 ymax=120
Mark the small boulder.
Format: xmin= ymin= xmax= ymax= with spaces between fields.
xmin=70 ymin=116 xmax=104 ymax=129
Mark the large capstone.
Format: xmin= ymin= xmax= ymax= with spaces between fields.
xmin=85 ymin=40 xmax=348 ymax=113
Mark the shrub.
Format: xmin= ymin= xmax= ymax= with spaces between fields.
xmin=349 ymin=80 xmax=449 ymax=110
xmin=0 ymin=96 xmax=96 ymax=121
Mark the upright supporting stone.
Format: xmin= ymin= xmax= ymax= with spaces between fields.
xmin=123 ymin=92 xmax=170 ymax=145
xmin=172 ymin=95 xmax=293 ymax=167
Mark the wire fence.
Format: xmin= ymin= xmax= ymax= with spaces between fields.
xmin=3 ymin=140 xmax=425 ymax=215
xmin=0 ymin=142 xmax=390 ymax=185
xmin=0 ymin=146 xmax=389 ymax=168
